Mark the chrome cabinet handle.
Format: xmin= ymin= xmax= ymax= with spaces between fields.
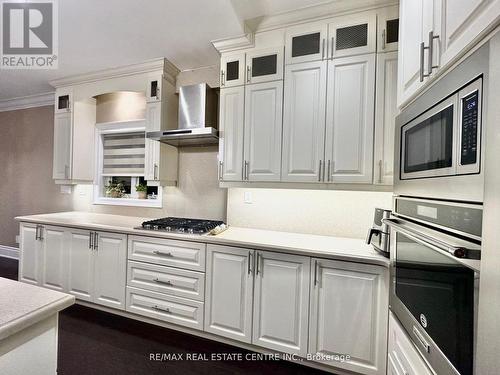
xmin=38 ymin=226 xmax=43 ymax=241
xmin=248 ymin=251 xmax=253 ymax=275
xmin=413 ymin=326 xmax=430 ymax=353
xmin=218 ymin=161 xmax=223 ymax=181
xmin=153 ymin=278 xmax=173 ymax=286
xmin=378 ymin=160 xmax=383 ymax=184
xmin=35 ymin=225 xmax=39 ymax=241
xmin=381 ymin=29 xmax=386 ymax=50
xmin=256 ymin=252 xmax=261 ymax=275
xmin=427 ymin=31 xmax=440 ymax=75
xmin=153 ymin=163 xmax=158 ymax=180
xmin=322 ymin=39 xmax=326 ymax=60
xmin=330 ymin=37 xmax=334 ymax=59
xmin=94 ymin=232 xmax=98 ymax=251
xmin=156 ymin=85 xmax=161 ymax=100
xmin=245 ymin=161 xmax=249 ymax=181
xmin=221 ymin=71 xmax=225 ymax=87
xmin=313 ymin=260 xmax=319 ymax=286
xmin=327 ymin=160 xmax=331 ymax=182
xmin=89 ymin=232 xmax=93 ymax=249
xmin=318 ymin=160 xmax=323 ymax=182
xmin=153 ymin=305 xmax=171 ymax=314
xmin=247 ymin=66 xmax=251 ymax=83
xmin=153 ymin=250 xmax=173 ymax=257
xmin=419 ymin=40 xmax=432 ymax=82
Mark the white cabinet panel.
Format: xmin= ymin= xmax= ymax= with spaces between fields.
xmin=328 ymin=11 xmax=377 ymax=58
xmin=325 ymin=54 xmax=375 ymax=183
xmin=374 ymin=51 xmax=398 ymax=185
xmin=219 ymin=87 xmax=245 ymax=181
xmin=285 ymin=22 xmax=328 ymax=64
xmin=72 ymin=98 xmax=96 ymax=182
xmin=221 ymin=53 xmax=246 ymax=88
xmin=253 ymin=251 xmax=310 ymax=356
xmin=41 ymin=226 xmax=66 ymax=292
xmin=246 ymin=47 xmax=284 ymax=84
xmin=205 ymin=245 xmax=254 ymax=343
xmin=244 ymin=81 xmax=283 ymax=182
xmin=67 ymin=228 xmax=94 ymax=302
xmin=377 ymin=5 xmax=400 ymax=53
xmin=52 ymin=113 xmax=72 ymax=180
xmin=93 ymin=232 xmax=127 ymax=310
xmin=309 ymin=259 xmax=389 ymax=375
xmin=19 ymin=223 xmax=41 ymax=285
xmin=282 ymin=60 xmax=327 ymax=182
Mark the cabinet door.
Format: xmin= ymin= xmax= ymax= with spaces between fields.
xmin=204 ymin=245 xmax=254 ymax=343
xmin=41 ymin=226 xmax=66 ymax=292
xmin=246 ymin=47 xmax=284 ymax=84
xmin=67 ymin=228 xmax=94 ymax=302
xmin=325 ymin=54 xmax=375 ymax=183
xmin=377 ymin=5 xmax=400 ymax=52
xmin=55 ymin=88 xmax=72 ymax=114
xmin=52 ymin=112 xmax=72 ymax=180
xmin=282 ymin=60 xmax=327 ymax=182
xmin=93 ymin=232 xmax=127 ymax=310
xmin=146 ymin=75 xmax=163 ymax=102
xmin=145 ymin=102 xmax=161 ymax=181
xmin=72 ymin=98 xmax=96 ymax=182
xmin=309 ymin=259 xmax=389 ymax=375
xmin=328 ymin=11 xmax=377 ymax=59
xmin=19 ymin=223 xmax=41 ymax=285
xmin=440 ymin=0 xmax=500 ymax=68
xmin=285 ymin=22 xmax=328 ymax=65
xmin=253 ymin=251 xmax=310 ymax=356
xmin=374 ymin=52 xmax=398 ymax=185
xmin=219 ymin=87 xmax=245 ymax=181
xmin=244 ymin=81 xmax=283 ymax=182
xmin=221 ymin=53 xmax=246 ymax=88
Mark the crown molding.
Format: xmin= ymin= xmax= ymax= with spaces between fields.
xmin=50 ymin=58 xmax=180 ymax=88
xmin=211 ymin=25 xmax=255 ymax=54
xmin=0 ymin=92 xmax=54 ymax=112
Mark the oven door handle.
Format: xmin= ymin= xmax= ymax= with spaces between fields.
xmin=383 ymin=218 xmax=480 ymax=264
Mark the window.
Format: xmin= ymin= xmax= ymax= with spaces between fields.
xmin=94 ymin=120 xmax=161 ymax=207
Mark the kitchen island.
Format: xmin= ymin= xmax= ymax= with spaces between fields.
xmin=0 ymin=277 xmax=74 ymax=375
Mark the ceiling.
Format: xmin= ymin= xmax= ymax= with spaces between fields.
xmin=0 ymin=0 xmax=354 ymax=101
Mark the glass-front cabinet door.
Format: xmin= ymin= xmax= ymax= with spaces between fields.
xmin=246 ymin=47 xmax=284 ymax=84
xmin=220 ymin=53 xmax=246 ymax=88
xmin=146 ymin=75 xmax=163 ymax=102
xmin=55 ymin=88 xmax=73 ymax=114
xmin=377 ymin=5 xmax=399 ymax=52
xmin=285 ymin=22 xmax=328 ymax=65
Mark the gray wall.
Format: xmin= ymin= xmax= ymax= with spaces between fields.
xmin=0 ymin=106 xmax=73 ymax=247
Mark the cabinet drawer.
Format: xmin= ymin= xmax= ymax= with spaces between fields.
xmin=126 ymin=287 xmax=204 ymax=330
xmin=127 ymin=261 xmax=205 ymax=301
xmin=128 ymin=236 xmax=206 ymax=271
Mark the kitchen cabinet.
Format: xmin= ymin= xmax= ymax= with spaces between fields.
xmin=55 ymin=88 xmax=72 ymax=114
xmin=204 ymin=245 xmax=254 ymax=343
xmin=146 ymin=75 xmax=163 ymax=103
xmin=40 ymin=226 xmax=66 ymax=292
xmin=67 ymin=228 xmax=95 ymax=302
xmin=253 ymin=251 xmax=310 ymax=356
xmin=328 ymin=11 xmax=376 ymax=59
xmin=219 ymin=86 xmax=245 ymax=181
xmin=439 ymin=0 xmax=500 ymax=68
xmin=377 ymin=5 xmax=399 ymax=52
xmin=282 ymin=60 xmax=327 ymax=182
xmin=220 ymin=53 xmax=246 ymax=88
xmin=374 ymin=51 xmax=398 ymax=185
xmin=309 ymin=259 xmax=388 ymax=375
xmin=19 ymin=223 xmax=42 ymax=285
xmin=388 ymin=312 xmax=434 ymax=375
xmin=285 ymin=21 xmax=328 ymax=65
xmin=52 ymin=113 xmax=72 ymax=181
xmin=246 ymin=47 xmax=284 ymax=84
xmin=244 ymin=80 xmax=283 ymax=181
xmin=325 ymin=53 xmax=375 ymax=184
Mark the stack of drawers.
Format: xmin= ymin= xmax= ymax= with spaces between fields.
xmin=125 ymin=235 xmax=206 ymax=330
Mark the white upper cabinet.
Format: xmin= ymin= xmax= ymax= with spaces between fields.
xmin=246 ymin=47 xmax=284 ymax=84
xmin=440 ymin=0 xmax=500 ymax=67
xmin=377 ymin=5 xmax=400 ymax=52
xmin=204 ymin=245 xmax=254 ymax=344
xmin=221 ymin=53 xmax=246 ymax=88
xmin=374 ymin=51 xmax=398 ymax=185
xmin=309 ymin=259 xmax=389 ymax=375
xmin=219 ymin=86 xmax=245 ymax=181
xmin=285 ymin=22 xmax=329 ymax=64
xmin=328 ymin=11 xmax=377 ymax=59
xmin=55 ymin=88 xmax=73 ymax=114
xmin=282 ymin=60 xmax=327 ymax=182
xmin=52 ymin=112 xmax=73 ymax=181
xmin=146 ymin=74 xmax=163 ymax=102
xmin=252 ymin=251 xmax=310 ymax=356
xmin=244 ymin=81 xmax=283 ymax=182
xmin=325 ymin=54 xmax=375 ymax=184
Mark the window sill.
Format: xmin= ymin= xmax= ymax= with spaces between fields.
xmin=93 ymin=197 xmax=162 ymax=208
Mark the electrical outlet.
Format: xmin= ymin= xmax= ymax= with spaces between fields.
xmin=244 ymin=191 xmax=252 ymax=204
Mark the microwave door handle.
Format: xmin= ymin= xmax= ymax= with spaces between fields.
xmin=366 ymin=228 xmax=381 ymax=245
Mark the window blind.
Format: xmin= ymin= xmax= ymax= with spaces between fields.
xmin=102 ymin=132 xmax=145 ymax=175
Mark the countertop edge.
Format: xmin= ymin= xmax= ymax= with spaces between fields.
xmin=0 ymin=294 xmax=75 ymax=341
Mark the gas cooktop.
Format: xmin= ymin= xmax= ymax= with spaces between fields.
xmin=139 ymin=217 xmax=226 ymax=235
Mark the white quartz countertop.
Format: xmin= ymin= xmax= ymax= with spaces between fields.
xmin=0 ymin=277 xmax=74 ymax=341
xmin=16 ymin=212 xmax=389 ymax=267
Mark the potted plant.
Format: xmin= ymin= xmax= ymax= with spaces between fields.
xmin=136 ymin=183 xmax=148 ymax=199
xmin=105 ymin=182 xmax=125 ymax=198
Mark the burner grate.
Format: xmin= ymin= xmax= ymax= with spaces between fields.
xmin=141 ymin=217 xmax=225 ymax=234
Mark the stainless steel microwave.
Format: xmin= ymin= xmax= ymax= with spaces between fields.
xmin=395 ymin=43 xmax=489 ymax=203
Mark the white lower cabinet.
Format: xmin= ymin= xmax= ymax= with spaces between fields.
xmin=19 ymin=223 xmax=42 ymax=285
xmin=308 ymin=259 xmax=389 ymax=375
xmin=204 ymin=245 xmax=254 ymax=343
xmin=388 ymin=312 xmax=434 ymax=375
xmin=67 ymin=228 xmax=95 ymax=302
xmin=41 ymin=226 xmax=67 ymax=292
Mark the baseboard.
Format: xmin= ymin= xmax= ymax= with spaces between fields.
xmin=0 ymin=245 xmax=19 ymax=260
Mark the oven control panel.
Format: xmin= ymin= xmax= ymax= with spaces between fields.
xmin=460 ymin=90 xmax=479 ymax=165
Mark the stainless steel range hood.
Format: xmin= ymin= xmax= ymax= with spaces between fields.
xmin=147 ymin=83 xmax=218 ymax=147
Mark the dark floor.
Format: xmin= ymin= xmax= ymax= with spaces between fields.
xmin=0 ymin=257 xmax=328 ymax=375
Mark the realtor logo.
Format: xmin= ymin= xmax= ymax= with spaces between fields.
xmin=1 ymin=0 xmax=58 ymax=69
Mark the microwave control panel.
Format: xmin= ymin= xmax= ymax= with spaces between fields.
xmin=460 ymin=90 xmax=479 ymax=165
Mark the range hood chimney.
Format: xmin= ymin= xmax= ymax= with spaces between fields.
xmin=147 ymin=83 xmax=218 ymax=147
